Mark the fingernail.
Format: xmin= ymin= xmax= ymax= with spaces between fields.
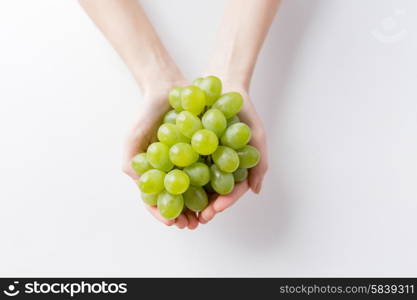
xmin=255 ymin=182 xmax=262 ymax=194
xmin=131 ymin=174 xmax=140 ymax=181
xmin=203 ymin=207 xmax=215 ymax=221
xmin=251 ymin=183 xmax=259 ymax=194
xmin=213 ymin=202 xmax=223 ymax=213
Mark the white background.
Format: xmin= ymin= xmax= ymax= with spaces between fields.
xmin=1 ymin=0 xmax=416 ymax=277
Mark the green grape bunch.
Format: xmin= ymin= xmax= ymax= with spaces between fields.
xmin=131 ymin=75 xmax=261 ymax=220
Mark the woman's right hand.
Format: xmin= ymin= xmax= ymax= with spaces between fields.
xmin=198 ymin=83 xmax=268 ymax=224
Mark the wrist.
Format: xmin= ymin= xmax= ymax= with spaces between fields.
xmin=139 ymin=69 xmax=187 ymax=113
xmin=136 ymin=67 xmax=186 ymax=96
xmin=204 ymin=70 xmax=251 ymax=96
xmin=207 ymin=36 xmax=259 ymax=91
xmin=206 ymin=63 xmax=253 ymax=92
xmin=142 ymin=72 xmax=186 ymax=95
xmin=128 ymin=45 xmax=186 ymax=94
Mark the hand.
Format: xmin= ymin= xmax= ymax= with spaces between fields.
xmin=199 ymin=84 xmax=268 ymax=224
xmin=122 ymin=81 xmax=199 ymax=230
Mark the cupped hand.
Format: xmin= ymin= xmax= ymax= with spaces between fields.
xmin=199 ymin=84 xmax=268 ymax=224
xmin=122 ymin=83 xmax=199 ymax=230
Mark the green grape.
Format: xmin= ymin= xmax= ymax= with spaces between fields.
xmin=169 ymin=142 xmax=199 ymax=167
xmin=227 ymin=115 xmax=240 ymax=126
xmin=237 ymin=145 xmax=260 ymax=168
xmin=221 ymin=122 xmax=251 ymax=149
xmin=157 ymin=191 xmax=184 ymax=220
xmin=146 ymin=142 xmax=173 ymax=172
xmin=164 ymin=169 xmax=190 ymax=195
xmin=212 ymin=92 xmax=243 ymax=118
xmin=233 ymin=168 xmax=248 ymax=183
xmin=210 ymin=165 xmax=234 ymax=195
xmin=183 ymin=162 xmax=210 ymax=186
xmin=181 ymin=85 xmax=206 ymax=115
xmin=157 ymin=123 xmax=187 ymax=147
xmin=195 ymin=75 xmax=222 ymax=106
xmin=184 ymin=186 xmax=208 ymax=212
xmin=163 ymin=110 xmax=178 ymax=124
xmin=202 ymin=108 xmax=227 ymax=137
xmin=131 ymin=153 xmax=152 ymax=175
xmin=141 ymin=192 xmax=158 ymax=206
xmin=138 ymin=169 xmax=165 ymax=194
xmin=169 ymin=86 xmax=183 ymax=112
xmin=192 ymin=77 xmax=204 ymax=86
xmin=191 ymin=129 xmax=218 ymax=155
xmin=212 ymin=146 xmax=239 ymax=173
xmin=176 ymin=111 xmax=202 ymax=138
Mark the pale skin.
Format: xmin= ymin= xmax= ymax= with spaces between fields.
xmin=79 ymin=0 xmax=280 ymax=229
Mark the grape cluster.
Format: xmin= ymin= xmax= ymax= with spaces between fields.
xmin=131 ymin=76 xmax=260 ymax=220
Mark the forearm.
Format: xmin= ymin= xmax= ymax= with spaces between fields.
xmin=207 ymin=0 xmax=281 ymax=90
xmin=79 ymin=0 xmax=183 ymax=92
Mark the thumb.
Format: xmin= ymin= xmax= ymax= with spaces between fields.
xmin=122 ymin=128 xmax=150 ymax=181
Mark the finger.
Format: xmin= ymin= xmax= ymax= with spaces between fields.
xmin=198 ymin=193 xmax=219 ymax=224
xmin=175 ymin=214 xmax=188 ymax=229
xmin=125 ymin=167 xmax=140 ymax=181
xmin=248 ymin=130 xmax=268 ymax=194
xmin=256 ymin=180 xmax=263 ymax=194
xmin=185 ymin=210 xmax=199 ymax=230
xmin=122 ymin=128 xmax=151 ymax=181
xmin=145 ymin=204 xmax=175 ymax=226
xmin=212 ymin=180 xmax=249 ymax=212
xmin=199 ymin=202 xmax=216 ymax=224
xmin=198 ymin=214 xmax=208 ymax=224
xmin=248 ymin=161 xmax=267 ymax=194
xmin=248 ymin=159 xmax=268 ymax=194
